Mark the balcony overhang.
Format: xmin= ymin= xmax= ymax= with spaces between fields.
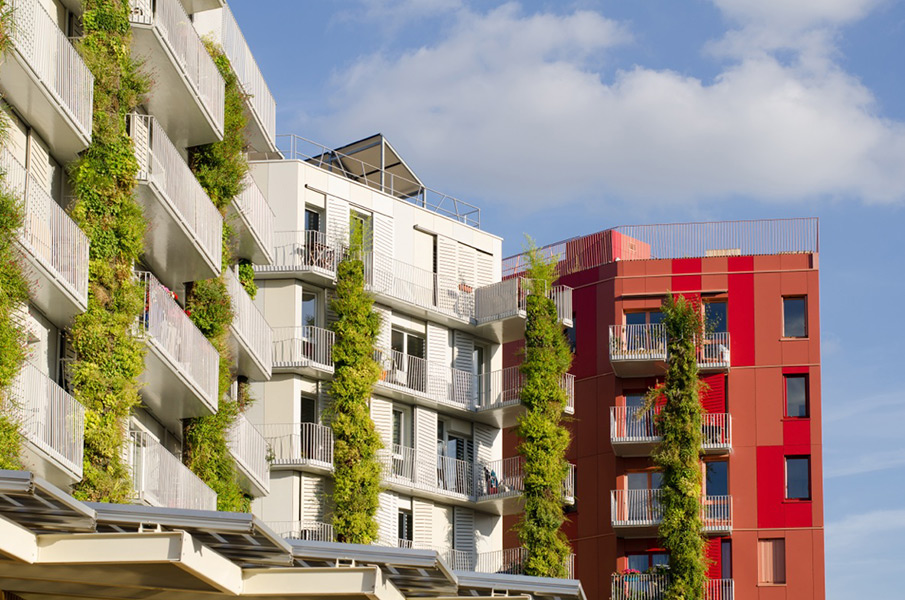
xmin=233 ymin=456 xmax=270 ymax=498
xmin=140 ymin=337 xmax=218 ymax=431
xmin=611 ymin=438 xmax=660 ymax=458
xmin=230 ymin=324 xmax=272 ymax=382
xmin=17 ymin=240 xmax=87 ymax=329
xmin=472 ymin=312 xmax=527 ymax=345
xmin=610 ymin=357 xmax=667 ymax=378
xmin=228 ymin=201 xmax=274 ymax=265
xmin=179 ymin=0 xmax=224 ymax=14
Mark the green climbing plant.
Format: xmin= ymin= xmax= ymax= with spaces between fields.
xmin=328 ymin=222 xmax=382 ymax=544
xmin=645 ymin=294 xmax=708 ymax=600
xmin=516 ymin=238 xmax=573 ymax=578
xmin=68 ymin=0 xmax=149 ymax=502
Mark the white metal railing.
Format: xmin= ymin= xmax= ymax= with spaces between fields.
xmin=135 ymin=270 xmax=219 ymax=406
xmin=128 ymin=114 xmax=223 ymax=270
xmin=476 ymin=366 xmax=575 ymax=414
xmin=233 ymin=174 xmax=274 ymax=261
xmin=261 ymin=422 xmax=334 ymax=468
xmin=698 ymin=332 xmax=731 ymax=369
xmin=706 ymin=578 xmax=734 ymax=600
xmin=476 ymin=457 xmax=575 ymax=501
xmin=701 ymin=413 xmax=732 ymax=450
xmin=11 ymin=361 xmax=84 ymax=477
xmin=475 ymin=548 xmax=575 ymax=579
xmin=258 ymin=230 xmax=340 ymax=276
xmin=610 ymin=575 xmax=734 ymax=600
xmin=609 ymin=324 xmax=667 ymax=362
xmin=266 ymin=520 xmax=334 ymax=542
xmin=0 ymin=148 xmax=89 ymax=304
xmin=9 ymin=0 xmax=94 ymax=137
xmin=443 ymin=548 xmax=475 ymax=571
xmin=703 ymin=495 xmax=733 ymax=532
xmin=612 ymin=489 xmax=733 ymax=531
xmin=225 ymin=267 xmax=273 ymax=375
xmin=272 ymin=326 xmax=334 ymax=371
xmin=610 ymin=406 xmax=659 ymax=443
xmin=474 ymin=278 xmax=573 ymax=325
xmin=128 ymin=0 xmax=224 ymax=134
xmin=129 ymin=430 xmax=216 ymax=510
xmin=365 ymin=253 xmax=473 ymax=321
xmin=436 ymin=453 xmax=474 ymax=496
xmin=397 ymin=538 xmax=414 ymax=549
xmin=218 ymin=5 xmax=276 ymax=145
xmin=380 ymin=443 xmax=416 ymax=483
xmin=226 ymin=413 xmax=269 ymax=493
xmin=374 ymin=348 xmax=474 ymax=410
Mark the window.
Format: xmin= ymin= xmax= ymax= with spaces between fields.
xmin=350 ymin=211 xmax=373 ymax=252
xmin=300 ymin=395 xmax=317 ymax=424
xmin=627 ymin=552 xmax=669 ymax=572
xmin=305 ymin=208 xmax=322 ymax=232
xmin=758 ymin=538 xmax=786 ymax=584
xmin=784 ymin=375 xmax=809 ymax=418
xmin=302 ymin=291 xmax=319 ymax=327
xmin=721 ymin=539 xmax=732 ymax=579
xmin=705 ymin=461 xmax=729 ymax=496
xmin=398 ymin=509 xmax=413 ymax=544
xmin=625 ymin=311 xmax=663 ymax=326
xmin=566 ymin=312 xmax=577 ymax=352
xmin=705 ymin=301 xmax=728 ymax=333
xmin=392 ymin=407 xmax=412 ymax=448
xmin=783 ymin=297 xmax=807 ymax=338
xmin=785 ymin=456 xmax=811 ymax=500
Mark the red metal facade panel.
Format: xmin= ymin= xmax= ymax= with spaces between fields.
xmin=701 ymin=374 xmax=726 ymax=413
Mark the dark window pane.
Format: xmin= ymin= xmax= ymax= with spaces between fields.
xmin=627 ymin=554 xmax=648 ymax=572
xmin=706 ymin=461 xmax=729 ymax=496
xmin=786 ymin=457 xmax=811 ymax=499
xmin=652 ymin=553 xmax=669 ymax=567
xmin=783 ymin=297 xmax=807 ymax=337
xmin=625 ymin=393 xmax=646 ymax=407
xmin=721 ymin=540 xmax=732 ymax=579
xmin=300 ymin=396 xmax=317 ymax=424
xmin=706 ymin=302 xmax=728 ymax=333
xmin=785 ymin=376 xmax=809 ymax=417
xmin=649 ymin=311 xmax=664 ymax=325
xmin=625 ymin=313 xmax=646 ymax=326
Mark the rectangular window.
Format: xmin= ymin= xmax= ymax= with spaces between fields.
xmin=758 ymin=538 xmax=786 ymax=584
xmin=300 ymin=395 xmax=317 ymax=424
xmin=721 ymin=539 xmax=732 ymax=579
xmin=785 ymin=456 xmax=811 ymax=500
xmin=783 ymin=297 xmax=807 ymax=338
xmin=398 ymin=509 xmax=413 ymax=542
xmin=705 ymin=461 xmax=728 ymax=496
xmin=785 ymin=375 xmax=809 ymax=418
xmin=705 ymin=301 xmax=728 ymax=333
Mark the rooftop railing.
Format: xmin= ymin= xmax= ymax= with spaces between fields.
xmin=226 ymin=413 xmax=270 ymax=494
xmin=261 ymin=422 xmax=334 ymax=469
xmin=10 ymin=0 xmax=94 ymax=137
xmin=232 ymin=174 xmax=275 ymax=263
xmin=12 ymin=361 xmax=85 ymax=479
xmin=611 ymin=574 xmax=734 ymax=600
xmin=257 ymin=230 xmax=340 ymax=277
xmin=128 ymin=430 xmax=216 ymax=511
xmin=266 ymin=520 xmax=335 ymax=542
xmin=272 ymin=325 xmax=335 ymax=372
xmin=224 ymin=267 xmax=273 ymax=376
xmin=277 ymin=135 xmax=481 ymax=228
xmin=129 ymin=0 xmax=224 ymax=135
xmin=476 ymin=366 xmax=575 ymax=414
xmin=475 ymin=548 xmax=575 ymax=579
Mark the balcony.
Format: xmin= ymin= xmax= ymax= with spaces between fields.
xmin=193 ymin=5 xmax=278 ymax=155
xmin=255 ymin=231 xmax=339 ymax=283
xmin=128 ymin=430 xmax=216 ymax=511
xmin=475 ymin=548 xmax=575 ymax=579
xmin=610 ymin=407 xmax=732 ymax=457
xmin=224 ymin=268 xmax=272 ymax=381
xmin=610 ymin=489 xmax=733 ymax=537
xmin=262 ymin=422 xmax=334 ymax=473
xmin=0 ymin=149 xmax=88 ymax=328
xmin=0 ymin=0 xmax=94 ymax=161
xmin=11 ymin=361 xmax=84 ymax=486
xmin=228 ymin=174 xmax=274 ymax=264
xmin=179 ymin=0 xmax=224 ymax=15
xmin=475 ymin=366 xmax=575 ymax=428
xmin=226 ymin=413 xmax=270 ymax=497
xmin=611 ymin=574 xmax=734 ymax=600
xmin=374 ymin=348 xmax=474 ymax=412
xmin=609 ymin=324 xmax=667 ymax=377
xmin=129 ymin=114 xmax=223 ymax=287
xmin=378 ymin=446 xmax=475 ymax=502
xmin=135 ymin=271 xmax=219 ymax=430
xmin=271 ymin=326 xmax=334 ymax=379
xmin=128 ymin=0 xmax=225 ymax=147
xmin=698 ymin=332 xmax=731 ymax=371
xmin=475 ymin=457 xmax=576 ymax=516
xmin=474 ymin=278 xmax=574 ymax=343
xmin=266 ymin=520 xmax=335 ymax=542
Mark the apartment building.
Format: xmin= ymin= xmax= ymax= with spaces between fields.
xmin=501 ymin=220 xmax=825 ymax=600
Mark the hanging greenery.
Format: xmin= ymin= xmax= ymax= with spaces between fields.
xmin=68 ymin=0 xmax=149 ymax=502
xmin=516 ymin=238 xmax=573 ymax=578
xmin=645 ymin=294 xmax=708 ymax=599
xmin=327 ymin=223 xmax=382 ymax=544
xmin=237 ymin=260 xmax=257 ymax=299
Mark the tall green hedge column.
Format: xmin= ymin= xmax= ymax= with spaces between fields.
xmin=328 ymin=225 xmax=382 ymax=543
xmin=69 ymin=0 xmax=149 ymax=502
xmin=650 ymin=294 xmax=707 ymax=599
xmin=516 ymin=241 xmax=573 ymax=578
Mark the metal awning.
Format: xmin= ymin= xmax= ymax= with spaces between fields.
xmin=0 ymin=471 xmax=95 ymax=533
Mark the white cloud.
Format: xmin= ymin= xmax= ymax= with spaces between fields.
xmin=712 ymin=0 xmax=882 ymax=28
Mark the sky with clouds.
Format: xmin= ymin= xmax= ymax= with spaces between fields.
xmin=231 ymin=1 xmax=905 ymax=597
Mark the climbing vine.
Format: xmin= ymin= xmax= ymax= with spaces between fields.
xmin=68 ymin=0 xmax=149 ymax=502
xmin=516 ymin=239 xmax=573 ymax=578
xmin=645 ymin=294 xmax=707 ymax=599
xmin=328 ymin=223 xmax=382 ymax=543
xmin=182 ymin=40 xmax=251 ymax=513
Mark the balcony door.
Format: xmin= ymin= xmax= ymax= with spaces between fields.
xmin=627 ymin=471 xmax=662 ymax=523
xmin=391 ymin=406 xmax=413 ymax=479
xmin=437 ymin=419 xmax=473 ymax=494
xmin=412 ymin=229 xmax=437 ymax=307
xmin=391 ymin=329 xmax=426 ymax=392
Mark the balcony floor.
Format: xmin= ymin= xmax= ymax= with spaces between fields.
xmin=610 ymin=358 xmax=667 ymax=378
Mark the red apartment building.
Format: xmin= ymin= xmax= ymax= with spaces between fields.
xmin=502 ymin=219 xmax=824 ymax=600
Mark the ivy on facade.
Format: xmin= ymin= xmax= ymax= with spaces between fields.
xmin=516 ymin=240 xmax=573 ymax=578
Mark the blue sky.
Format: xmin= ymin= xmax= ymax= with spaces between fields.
xmin=231 ymin=1 xmax=905 ymax=597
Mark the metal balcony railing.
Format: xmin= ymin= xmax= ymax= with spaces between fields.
xmin=609 ymin=324 xmax=668 ymax=362
xmin=443 ymin=548 xmax=476 ymax=571
xmin=474 ymin=277 xmax=573 ymax=326
xmin=266 ymin=520 xmax=334 ymax=542
xmin=9 ymin=0 xmax=94 ymax=137
xmin=702 ymin=495 xmax=733 ymax=533
xmin=129 ymin=114 xmax=223 ymax=272
xmin=258 ymin=230 xmax=340 ymax=277
xmin=233 ymin=174 xmax=274 ymax=262
xmin=698 ymin=332 xmax=731 ymax=369
xmin=380 ymin=443 xmax=416 ymax=483
xmin=475 ymin=548 xmax=575 ymax=579
xmin=272 ymin=326 xmax=334 ymax=371
xmin=476 ymin=457 xmax=575 ymax=502
xmin=436 ymin=453 xmax=474 ymax=496
xmin=610 ymin=408 xmax=732 ymax=451
xmin=706 ymin=578 xmax=735 ymax=600
xmin=261 ymin=422 xmax=334 ymax=469
xmin=0 ymin=148 xmax=89 ymax=308
xmin=611 ymin=489 xmax=733 ymax=531
xmin=701 ymin=413 xmax=732 ymax=450
xmin=226 ymin=413 xmax=270 ymax=494
xmin=611 ymin=574 xmax=734 ymax=600
xmin=11 ymin=361 xmax=85 ymax=479
xmin=128 ymin=0 xmax=224 ymax=134
xmin=224 ymin=267 xmax=273 ymax=376
xmin=135 ymin=271 xmax=219 ymax=406
xmin=476 ymin=366 xmax=575 ymax=414
xmin=374 ymin=348 xmax=474 ymax=410
xmin=128 ymin=430 xmax=216 ymax=511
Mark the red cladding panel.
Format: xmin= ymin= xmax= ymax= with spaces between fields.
xmin=783 ymin=419 xmax=811 ymax=446
xmin=728 ymin=256 xmax=755 ymax=367
xmin=706 ymin=537 xmax=722 ymax=579
xmin=757 ymin=446 xmax=785 ymax=528
xmin=672 ymin=258 xmax=702 ymax=292
xmin=701 ymin=374 xmax=726 ymax=413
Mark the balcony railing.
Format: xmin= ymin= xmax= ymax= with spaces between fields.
xmin=611 ymin=574 xmax=734 ymax=600
xmin=701 ymin=413 xmax=732 ymax=451
xmin=476 ymin=457 xmax=575 ymax=502
xmin=610 ymin=408 xmax=732 ymax=451
xmin=476 ymin=366 xmax=575 ymax=414
xmin=257 ymin=230 xmax=340 ymax=277
xmin=129 ymin=114 xmax=223 ymax=277
xmin=475 ymin=548 xmax=575 ymax=579
xmin=702 ymin=495 xmax=733 ymax=533
xmin=380 ymin=443 xmax=416 ymax=483
xmin=231 ymin=174 xmax=274 ymax=264
xmin=129 ymin=430 xmax=216 ymax=511
xmin=225 ymin=267 xmax=273 ymax=379
xmin=611 ymin=489 xmax=733 ymax=531
xmin=8 ymin=0 xmax=94 ymax=142
xmin=136 ymin=270 xmax=219 ymax=408
xmin=129 ymin=0 xmax=224 ymax=135
xmin=272 ymin=326 xmax=335 ymax=372
xmin=267 ymin=520 xmax=334 ymax=542
xmin=610 ymin=324 xmax=667 ymax=362
xmin=11 ymin=361 xmax=85 ymax=480
xmin=698 ymin=332 xmax=731 ymax=370
xmin=436 ymin=453 xmax=474 ymax=496
xmin=226 ymin=413 xmax=270 ymax=495
xmin=0 ymin=148 xmax=89 ymax=319
xmin=375 ymin=348 xmax=474 ymax=411
xmin=474 ymin=278 xmax=573 ymax=326
xmin=262 ymin=422 xmax=334 ymax=469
